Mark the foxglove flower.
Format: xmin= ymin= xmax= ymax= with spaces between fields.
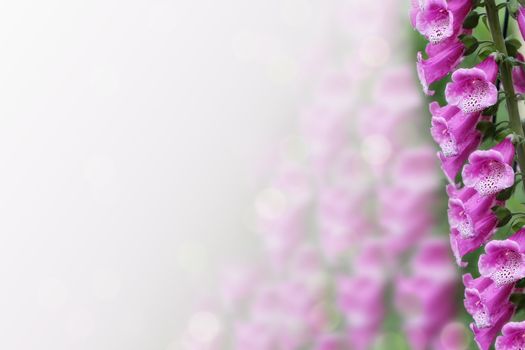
xmin=463 ymin=274 xmax=513 ymax=330
xmin=410 ymin=0 xmax=471 ymax=44
xmin=462 ymin=138 xmax=515 ymax=196
xmin=445 ymin=56 xmax=498 ymax=113
xmin=430 ymin=103 xmax=480 ymax=157
xmin=512 ymin=53 xmax=525 ymax=94
xmin=413 ymin=0 xmax=454 ymax=43
xmin=518 ymin=7 xmax=525 ymax=42
xmin=417 ymin=39 xmax=465 ymax=95
xmin=429 ymin=102 xmax=483 ymax=181
xmin=447 ymin=185 xmax=498 ymax=265
xmin=495 ymin=321 xmax=525 ymax=349
xmin=479 ymin=229 xmax=525 ymax=286
xmin=471 ymin=304 xmax=515 ymax=350
xmin=438 ymin=135 xmax=481 ymax=183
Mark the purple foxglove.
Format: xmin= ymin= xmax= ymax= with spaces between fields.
xmin=445 ymin=56 xmax=499 ymax=113
xmin=414 ymin=0 xmax=454 ymax=43
xmin=463 ymin=273 xmax=513 ymax=329
xmin=512 ymin=53 xmax=525 ymax=94
xmin=450 ymin=218 xmax=498 ymax=267
xmin=518 ymin=7 xmax=525 ymax=42
xmin=471 ymin=304 xmax=515 ymax=350
xmin=417 ymin=39 xmax=465 ymax=95
xmin=495 ymin=321 xmax=525 ymax=349
xmin=410 ymin=0 xmax=471 ymax=44
xmin=462 ymin=138 xmax=515 ymax=196
xmin=479 ymin=229 xmax=525 ymax=286
xmin=438 ymin=134 xmax=482 ymax=183
xmin=429 ymin=102 xmax=483 ymax=181
xmin=447 ymin=185 xmax=497 ymax=239
xmin=430 ymin=102 xmax=480 ymax=157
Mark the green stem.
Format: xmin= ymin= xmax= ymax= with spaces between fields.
xmin=485 ymin=0 xmax=525 ymax=191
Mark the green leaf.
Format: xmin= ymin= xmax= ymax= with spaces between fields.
xmin=495 ymin=128 xmax=512 ymax=142
xmin=460 ymin=35 xmax=477 ymax=47
xmin=482 ymin=103 xmax=499 ymax=116
xmin=479 ymin=48 xmax=496 ymax=60
xmin=512 ymin=218 xmax=525 ymax=231
xmin=516 ymin=278 xmax=525 ymax=288
xmin=497 ymin=184 xmax=516 ymax=201
xmin=506 ymin=38 xmax=522 ymax=57
xmin=476 ymin=120 xmax=496 ymax=140
xmin=463 ymin=11 xmax=480 ymax=29
xmin=492 ymin=206 xmax=512 ymax=227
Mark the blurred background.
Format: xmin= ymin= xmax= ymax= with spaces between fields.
xmin=0 ymin=0 xmax=468 ymax=349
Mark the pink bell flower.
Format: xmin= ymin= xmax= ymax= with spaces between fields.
xmin=471 ymin=304 xmax=515 ymax=350
xmin=445 ymin=56 xmax=499 ymax=113
xmin=410 ymin=0 xmax=471 ymax=44
xmin=512 ymin=53 xmax=525 ymax=94
xmin=417 ymin=39 xmax=465 ymax=95
xmin=446 ymin=185 xmax=499 ymax=265
xmin=463 ymin=273 xmax=514 ymax=329
xmin=495 ymin=321 xmax=525 ymax=349
xmin=479 ymin=228 xmax=525 ymax=286
xmin=517 ymin=7 xmax=525 ymax=42
xmin=462 ymin=138 xmax=515 ymax=196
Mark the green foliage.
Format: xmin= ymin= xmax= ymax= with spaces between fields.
xmin=505 ymin=37 xmax=522 ymax=56
xmin=492 ymin=205 xmax=513 ymax=227
xmin=460 ymin=34 xmax=479 ymax=56
xmin=463 ymin=11 xmax=481 ymax=29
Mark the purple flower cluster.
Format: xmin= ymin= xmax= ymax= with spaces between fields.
xmin=411 ymin=0 xmax=525 ymax=348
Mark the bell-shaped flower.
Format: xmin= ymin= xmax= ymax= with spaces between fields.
xmin=430 ymin=102 xmax=480 ymax=157
xmin=495 ymin=321 xmax=525 ymax=349
xmin=463 ymin=274 xmax=513 ymax=330
xmin=438 ymin=135 xmax=482 ymax=183
xmin=414 ymin=0 xmax=454 ymax=43
xmin=410 ymin=0 xmax=471 ymax=44
xmin=462 ymin=138 xmax=515 ymax=196
xmin=417 ymin=39 xmax=465 ymax=95
xmin=479 ymin=229 xmax=525 ymax=286
xmin=429 ymin=102 xmax=482 ymax=181
xmin=445 ymin=56 xmax=499 ymax=113
xmin=518 ymin=7 xmax=525 ymax=42
xmin=512 ymin=53 xmax=525 ymax=94
xmin=447 ymin=185 xmax=497 ymax=240
xmin=471 ymin=304 xmax=515 ymax=350
xmin=447 ymin=185 xmax=498 ymax=265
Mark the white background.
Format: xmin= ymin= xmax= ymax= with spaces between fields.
xmin=0 ymin=0 xmax=333 ymax=349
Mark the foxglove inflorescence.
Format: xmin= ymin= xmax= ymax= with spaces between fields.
xmin=411 ymin=0 xmax=525 ymax=347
